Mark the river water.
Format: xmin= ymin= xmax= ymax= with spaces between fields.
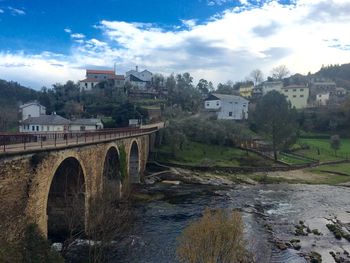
xmin=64 ymin=182 xmax=350 ymax=262
xmin=113 ymin=183 xmax=350 ymax=263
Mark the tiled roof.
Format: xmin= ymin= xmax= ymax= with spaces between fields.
xmin=19 ymin=101 xmax=46 ymax=109
xmin=86 ymin=69 xmax=115 ymax=75
xmin=71 ymin=119 xmax=102 ymax=125
xmin=22 ymin=115 xmax=71 ymax=125
xmin=207 ymin=93 xmax=249 ymax=102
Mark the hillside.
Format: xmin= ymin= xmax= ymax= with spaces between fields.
xmin=314 ymin=63 xmax=350 ymax=89
xmin=286 ymin=63 xmax=350 ymax=90
xmin=0 ymin=79 xmax=38 ymax=131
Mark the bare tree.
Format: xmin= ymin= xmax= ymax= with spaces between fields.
xmin=271 ymin=65 xmax=290 ymax=80
xmin=249 ymin=69 xmax=264 ymax=86
xmin=177 ymin=208 xmax=254 ymax=263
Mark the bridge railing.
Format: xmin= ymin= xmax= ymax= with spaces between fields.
xmin=0 ymin=127 xmax=158 ymax=153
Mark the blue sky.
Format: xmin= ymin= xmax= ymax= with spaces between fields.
xmin=1 ymin=0 xmax=248 ymax=54
xmin=1 ymin=0 xmax=350 ymax=89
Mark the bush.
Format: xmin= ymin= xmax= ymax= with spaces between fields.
xmin=177 ymin=208 xmax=254 ymax=263
xmin=0 ymin=224 xmax=64 ymax=263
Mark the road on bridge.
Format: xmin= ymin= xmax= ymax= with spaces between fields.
xmin=0 ymin=122 xmax=163 ymax=155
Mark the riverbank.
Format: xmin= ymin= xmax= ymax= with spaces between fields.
xmin=146 ymin=162 xmax=350 ymax=187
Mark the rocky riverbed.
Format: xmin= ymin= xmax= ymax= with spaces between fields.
xmin=63 ymin=168 xmax=350 ymax=263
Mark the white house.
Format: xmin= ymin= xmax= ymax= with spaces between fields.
xmin=315 ymin=92 xmax=330 ymax=106
xmin=204 ymin=93 xmax=249 ymax=120
xmin=79 ymin=69 xmax=120 ymax=91
xmin=125 ymin=66 xmax=153 ymax=89
xmin=261 ymin=81 xmax=283 ymax=95
xmin=79 ymin=78 xmax=100 ymax=92
xmin=70 ymin=119 xmax=104 ymax=131
xmin=19 ymin=101 xmax=46 ymax=121
xmin=19 ymin=101 xmax=104 ymax=133
xmin=19 ymin=114 xmax=71 ymax=132
xmin=281 ymin=85 xmax=309 ymax=109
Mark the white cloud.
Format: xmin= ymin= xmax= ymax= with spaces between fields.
xmin=71 ymin=33 xmax=86 ymax=39
xmin=64 ymin=28 xmax=72 ymax=33
xmin=181 ymin=19 xmax=197 ymax=28
xmin=8 ymin=7 xmax=25 ymax=15
xmin=0 ymin=9 xmax=4 ymax=14
xmin=2 ymin=0 xmax=350 ymax=88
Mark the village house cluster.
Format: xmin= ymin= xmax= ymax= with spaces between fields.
xmin=18 ymin=66 xmax=160 ymax=133
xmin=18 ymin=101 xmax=103 ymax=133
xmin=204 ymin=77 xmax=347 ymax=121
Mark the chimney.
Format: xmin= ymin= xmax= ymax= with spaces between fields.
xmin=136 ymin=66 xmax=138 ymax=72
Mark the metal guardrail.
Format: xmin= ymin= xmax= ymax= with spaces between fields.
xmin=0 ymin=126 xmax=158 ymax=153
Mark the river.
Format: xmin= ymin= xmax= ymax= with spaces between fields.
xmin=114 ymin=182 xmax=350 ymax=263
xmin=64 ymin=181 xmax=350 ymax=263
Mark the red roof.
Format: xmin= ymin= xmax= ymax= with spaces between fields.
xmin=86 ymin=69 xmax=115 ymax=75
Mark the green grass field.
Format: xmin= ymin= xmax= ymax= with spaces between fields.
xmin=309 ymin=163 xmax=350 ymax=176
xmin=295 ymin=138 xmax=350 ymax=162
xmin=156 ymin=141 xmax=274 ymax=167
xmin=278 ymin=152 xmax=315 ymax=165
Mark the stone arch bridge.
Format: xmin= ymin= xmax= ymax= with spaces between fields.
xmin=0 ymin=124 xmax=161 ymax=242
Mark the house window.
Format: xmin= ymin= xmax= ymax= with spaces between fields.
xmin=216 ymin=102 xmax=219 ymax=106
xmin=293 ymin=89 xmax=297 ymax=92
xmin=229 ymin=112 xmax=233 ymax=117
xmin=47 ymin=126 xmax=50 ymax=131
xmin=206 ymin=103 xmax=210 ymax=107
xmin=243 ymin=104 xmax=246 ymax=107
xmin=284 ymin=90 xmax=288 ymax=92
xmin=235 ymin=102 xmax=238 ymax=104
xmin=36 ymin=126 xmax=39 ymax=131
xmin=300 ymin=95 xmax=304 ymax=97
xmin=293 ymin=95 xmax=297 ymax=98
xmin=300 ymin=89 xmax=304 ymax=91
xmin=32 ymin=126 xmax=35 ymax=131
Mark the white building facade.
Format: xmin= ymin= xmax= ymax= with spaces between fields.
xmin=204 ymin=93 xmax=249 ymax=120
xmin=281 ymin=85 xmax=309 ymax=109
xmin=19 ymin=101 xmax=46 ymax=121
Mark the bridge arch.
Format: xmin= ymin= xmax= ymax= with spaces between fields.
xmin=45 ymin=156 xmax=87 ymax=241
xmin=129 ymin=140 xmax=140 ymax=184
xmin=103 ymin=146 xmax=122 ymax=198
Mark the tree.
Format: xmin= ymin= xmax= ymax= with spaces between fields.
xmin=177 ymin=208 xmax=253 ymax=263
xmin=330 ymin=135 xmax=341 ymax=157
xmin=253 ymin=91 xmax=297 ymax=160
xmin=112 ymin=102 xmax=148 ymax=127
xmin=250 ymin=69 xmax=264 ymax=86
xmin=271 ymin=65 xmax=290 ymax=80
xmin=196 ymin=79 xmax=209 ymax=95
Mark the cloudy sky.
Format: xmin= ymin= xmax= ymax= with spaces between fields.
xmin=1 ymin=0 xmax=350 ymax=89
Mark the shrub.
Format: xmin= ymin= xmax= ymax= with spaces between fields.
xmin=177 ymin=208 xmax=254 ymax=263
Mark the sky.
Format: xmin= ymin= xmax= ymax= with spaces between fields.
xmin=1 ymin=0 xmax=350 ymax=89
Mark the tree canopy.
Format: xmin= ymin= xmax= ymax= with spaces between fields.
xmin=253 ymin=91 xmax=297 ymax=160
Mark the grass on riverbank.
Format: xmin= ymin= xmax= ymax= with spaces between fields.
xmin=294 ymin=138 xmax=350 ymax=162
xmin=278 ymin=152 xmax=315 ymax=165
xmin=308 ymin=163 xmax=350 ymax=176
xmin=241 ymin=162 xmax=350 ymax=185
xmin=156 ymin=141 xmax=274 ymax=167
